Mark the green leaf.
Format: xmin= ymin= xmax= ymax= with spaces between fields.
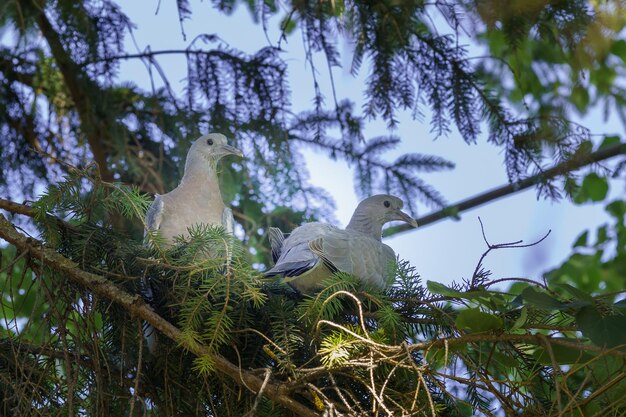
xmin=455 ymin=403 xmax=474 ymax=417
xmin=485 ymin=30 xmax=507 ymax=56
xmin=598 ymin=135 xmax=621 ymax=149
xmin=575 ymin=140 xmax=593 ymax=156
xmin=521 ymin=287 xmax=567 ymax=310
xmin=587 ymin=356 xmax=626 ymax=403
xmin=570 ymin=85 xmax=589 ymax=112
xmin=279 ymin=14 xmax=297 ymax=35
xmin=590 ymin=65 xmax=616 ymax=94
xmin=424 ymin=346 xmax=462 ymax=367
xmin=581 ymin=173 xmax=609 ymax=202
xmin=553 ymin=283 xmax=593 ymax=302
xmin=572 ymin=230 xmax=588 ymax=248
xmin=571 ymin=181 xmax=587 ymax=205
xmin=610 ymin=39 xmax=626 ymax=62
xmin=456 ymin=308 xmax=503 ymax=333
xmin=427 ymin=280 xmax=490 ymax=300
xmin=510 ymin=306 xmax=528 ymax=330
xmin=595 ymin=225 xmax=608 ymax=246
xmin=576 ymin=306 xmax=626 ymax=347
xmin=427 ymin=280 xmax=458 ymax=296
xmin=606 ymin=200 xmax=626 ymax=219
xmin=532 ymin=342 xmax=593 ymax=365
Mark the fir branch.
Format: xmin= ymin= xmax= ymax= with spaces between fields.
xmin=0 ymin=214 xmax=321 ymax=417
xmin=77 ymin=48 xmax=278 ymax=66
xmin=0 ymin=198 xmax=35 ymax=217
xmin=35 ymin=9 xmax=114 ymax=183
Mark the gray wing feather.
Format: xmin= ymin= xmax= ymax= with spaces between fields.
xmin=265 ymin=223 xmax=334 ymax=277
xmin=312 ymin=230 xmax=395 ymax=288
xmin=268 ymin=227 xmax=285 ymax=264
xmin=145 ymin=194 xmax=164 ymax=233
xmin=222 ymin=207 xmax=234 ymax=235
xmin=265 ymin=242 xmax=318 ymax=277
xmin=309 ymin=230 xmax=352 ymax=274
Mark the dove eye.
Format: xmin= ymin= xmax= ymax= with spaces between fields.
xmin=383 ymin=200 xmax=391 ymax=208
xmin=206 ymin=138 xmax=214 ymax=146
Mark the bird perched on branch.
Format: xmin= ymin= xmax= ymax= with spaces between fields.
xmin=145 ymin=133 xmax=243 ymax=242
xmin=266 ymin=195 xmax=417 ymax=293
xmin=143 ymin=132 xmax=243 ymax=353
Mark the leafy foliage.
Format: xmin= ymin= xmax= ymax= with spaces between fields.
xmin=546 ymin=198 xmax=625 ymax=294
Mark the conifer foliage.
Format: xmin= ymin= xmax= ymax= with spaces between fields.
xmin=1 ymin=1 xmax=626 ymax=416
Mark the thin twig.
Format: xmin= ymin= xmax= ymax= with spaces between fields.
xmin=244 ymin=368 xmax=271 ymax=417
xmin=469 ymin=217 xmax=551 ymax=288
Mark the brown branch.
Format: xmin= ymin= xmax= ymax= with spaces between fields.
xmin=384 ymin=142 xmax=626 ymax=237
xmin=79 ymin=48 xmax=250 ymax=66
xmin=0 ymin=338 xmax=93 ymax=369
xmin=0 ymin=55 xmax=36 ymax=86
xmin=0 ymin=198 xmax=35 ymax=217
xmin=408 ymin=333 xmax=626 ymax=357
xmin=0 ymin=214 xmax=320 ymax=417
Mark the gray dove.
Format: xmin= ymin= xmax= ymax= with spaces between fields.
xmin=145 ymin=132 xmax=243 ymax=242
xmin=143 ymin=132 xmax=243 ymax=353
xmin=265 ymin=195 xmax=417 ymax=292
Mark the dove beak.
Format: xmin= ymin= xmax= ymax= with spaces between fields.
xmin=219 ymin=144 xmax=244 ymax=158
xmin=393 ymin=208 xmax=418 ymax=228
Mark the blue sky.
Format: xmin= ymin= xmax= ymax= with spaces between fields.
xmin=117 ymin=1 xmax=618 ymax=285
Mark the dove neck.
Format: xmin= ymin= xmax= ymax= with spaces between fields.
xmin=346 ymin=213 xmax=382 ymax=241
xmin=180 ymin=158 xmax=220 ymax=194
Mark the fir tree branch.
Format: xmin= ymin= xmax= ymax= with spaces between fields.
xmin=0 ymin=54 xmax=36 ymax=86
xmin=0 ymin=338 xmax=93 ymax=369
xmin=0 ymin=198 xmax=35 ymax=217
xmin=0 ymin=214 xmax=321 ymax=417
xmin=78 ymin=48 xmax=265 ymax=66
xmin=35 ymin=9 xmax=114 ymax=183
xmin=385 ymin=142 xmax=626 ymax=237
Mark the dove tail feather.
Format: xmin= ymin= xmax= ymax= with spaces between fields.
xmin=265 ymin=259 xmax=318 ymax=277
xmin=139 ymin=277 xmax=158 ymax=354
xmin=268 ymin=227 xmax=285 ymax=264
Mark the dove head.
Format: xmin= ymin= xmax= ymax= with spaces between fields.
xmin=184 ymin=133 xmax=243 ymax=172
xmin=346 ymin=194 xmax=417 ymax=240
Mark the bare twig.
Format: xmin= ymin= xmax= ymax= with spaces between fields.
xmin=469 ymin=217 xmax=551 ymax=288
